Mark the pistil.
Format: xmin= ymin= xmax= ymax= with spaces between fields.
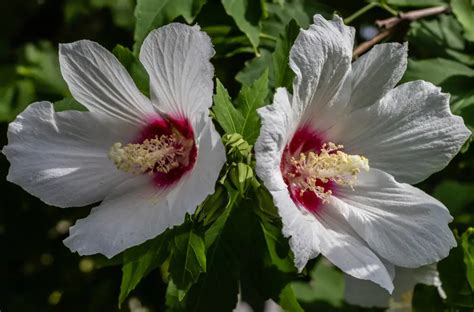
xmin=108 ymin=134 xmax=185 ymax=175
xmin=288 ymin=142 xmax=369 ymax=203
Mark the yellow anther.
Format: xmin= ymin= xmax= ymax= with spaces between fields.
xmin=288 ymin=142 xmax=369 ymax=202
xmin=108 ymin=134 xmax=183 ymax=175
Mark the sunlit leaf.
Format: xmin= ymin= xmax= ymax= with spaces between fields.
xmin=133 ymin=0 xmax=206 ymax=52
xmin=222 ymin=0 xmax=262 ymax=51
xmin=452 ymin=0 xmax=474 ymax=42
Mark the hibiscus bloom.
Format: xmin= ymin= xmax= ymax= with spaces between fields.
xmin=3 ymin=24 xmax=226 ymax=257
xmin=255 ymin=15 xmax=470 ymax=291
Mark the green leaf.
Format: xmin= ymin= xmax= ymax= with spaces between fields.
xmin=236 ymin=69 xmax=269 ymax=144
xmin=229 ymin=163 xmax=255 ymax=195
xmin=461 ymin=228 xmax=474 ymax=291
xmin=16 ymin=41 xmax=68 ymax=95
xmin=272 ymin=20 xmax=299 ymax=90
xmin=279 ymin=284 xmax=304 ymax=312
xmin=168 ymin=227 xmax=206 ymax=294
xmin=438 ymin=235 xmax=474 ymax=307
xmin=433 ymin=180 xmax=474 ymax=215
xmin=54 ymin=97 xmax=86 ymax=112
xmin=402 ymin=58 xmax=474 ymax=85
xmin=212 ymin=79 xmax=245 ymax=134
xmin=184 ymin=189 xmax=241 ymax=311
xmin=133 ymin=0 xmax=206 ymax=53
xmin=222 ymin=0 xmax=262 ymax=52
xmin=260 ymin=220 xmax=295 ymax=273
xmin=292 ymin=260 xmax=344 ymax=307
xmin=408 ymin=15 xmax=472 ymax=63
xmin=0 ymin=79 xmax=35 ymax=122
xmin=112 ymin=44 xmax=149 ymax=96
xmin=119 ymin=231 xmax=170 ymax=306
xmin=236 ymin=49 xmax=273 ymax=87
xmin=452 ymin=0 xmax=474 ymax=42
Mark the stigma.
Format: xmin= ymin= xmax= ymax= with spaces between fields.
xmin=108 ymin=134 xmax=190 ymax=175
xmin=287 ymin=142 xmax=369 ymax=203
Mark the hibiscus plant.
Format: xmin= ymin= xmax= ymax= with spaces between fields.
xmin=1 ymin=1 xmax=474 ymax=311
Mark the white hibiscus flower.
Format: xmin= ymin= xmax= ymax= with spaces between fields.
xmin=255 ymin=14 xmax=471 ymax=292
xmin=2 ymin=23 xmax=226 ymax=258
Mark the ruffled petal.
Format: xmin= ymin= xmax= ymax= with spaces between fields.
xmin=271 ymin=189 xmax=322 ymax=271
xmin=328 ymin=81 xmax=471 ymax=184
xmin=349 ymin=42 xmax=407 ymax=110
xmin=59 ymin=40 xmax=153 ymax=125
xmin=255 ymin=88 xmax=296 ymax=192
xmin=317 ymin=205 xmax=394 ymax=292
xmin=334 ymin=169 xmax=456 ymax=268
xmin=270 ymin=190 xmax=394 ymax=291
xmin=2 ymin=102 xmax=134 ymax=208
xmin=139 ymin=23 xmax=214 ymax=118
xmin=344 ymin=264 xmax=444 ymax=308
xmin=64 ymin=115 xmax=225 ymax=257
xmin=289 ymin=15 xmax=354 ymax=132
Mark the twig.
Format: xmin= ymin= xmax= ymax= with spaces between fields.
xmin=352 ymin=5 xmax=450 ymax=58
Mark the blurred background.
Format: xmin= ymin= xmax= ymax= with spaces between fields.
xmin=0 ymin=0 xmax=473 ymax=311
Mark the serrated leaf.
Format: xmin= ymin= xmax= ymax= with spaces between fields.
xmin=236 ymin=49 xmax=273 ymax=87
xmin=236 ymin=69 xmax=269 ymax=144
xmin=272 ymin=20 xmax=299 ymax=90
xmin=133 ymin=0 xmax=206 ymax=53
xmin=212 ymin=79 xmax=245 ymax=134
xmin=112 ymin=44 xmax=149 ymax=96
xmin=168 ymin=228 xmax=206 ymax=294
xmin=461 ymin=228 xmax=474 ymax=291
xmin=452 ymin=0 xmax=474 ymax=42
xmin=222 ymin=0 xmax=262 ymax=51
xmin=119 ymin=231 xmax=170 ymax=306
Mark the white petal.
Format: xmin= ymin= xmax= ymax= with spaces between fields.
xmin=139 ymin=23 xmax=214 ymax=118
xmin=255 ymin=88 xmax=297 ymax=192
xmin=270 ymin=189 xmax=394 ymax=292
xmin=59 ymin=40 xmax=153 ymax=124
xmin=328 ymin=81 xmax=471 ymax=184
xmin=344 ymin=264 xmax=444 ymax=308
xmin=2 ymin=102 xmax=134 ymax=208
xmin=317 ymin=205 xmax=395 ymax=292
xmin=334 ymin=169 xmax=456 ymax=268
xmin=271 ymin=189 xmax=321 ymax=271
xmin=289 ymin=15 xmax=354 ymax=132
xmin=165 ymin=113 xmax=226 ymax=211
xmin=64 ymin=115 xmax=225 ymax=257
xmin=349 ymin=42 xmax=407 ymax=110
xmin=64 ymin=176 xmax=169 ymax=257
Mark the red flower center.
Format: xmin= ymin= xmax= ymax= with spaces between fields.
xmin=280 ymin=126 xmax=335 ymax=213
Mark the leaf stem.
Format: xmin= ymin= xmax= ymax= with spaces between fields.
xmin=344 ymin=2 xmax=378 ymax=24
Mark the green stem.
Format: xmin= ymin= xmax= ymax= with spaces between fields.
xmin=344 ymin=2 xmax=378 ymax=24
xmin=377 ymin=2 xmax=398 ymax=16
xmin=259 ymin=32 xmax=278 ymax=41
